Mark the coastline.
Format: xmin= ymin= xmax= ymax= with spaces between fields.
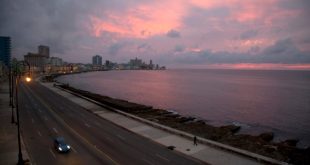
xmin=47 ymin=72 xmax=309 ymax=164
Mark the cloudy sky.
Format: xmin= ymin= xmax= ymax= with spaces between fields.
xmin=1 ymin=0 xmax=310 ymax=69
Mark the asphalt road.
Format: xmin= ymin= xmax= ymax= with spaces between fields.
xmin=18 ymin=81 xmax=205 ymax=165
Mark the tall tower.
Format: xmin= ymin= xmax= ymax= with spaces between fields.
xmin=0 ymin=36 xmax=11 ymax=67
xmin=38 ymin=45 xmax=49 ymax=58
xmin=92 ymin=55 xmax=102 ymax=65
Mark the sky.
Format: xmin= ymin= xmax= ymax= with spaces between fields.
xmin=1 ymin=0 xmax=310 ymax=69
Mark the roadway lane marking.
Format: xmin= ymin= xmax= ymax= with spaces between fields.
xmin=38 ymin=131 xmax=42 ymax=137
xmin=24 ymin=84 xmax=120 ymax=165
xmin=142 ymin=159 xmax=154 ymax=165
xmin=156 ymin=154 xmax=169 ymax=162
xmin=117 ymin=134 xmax=125 ymax=141
xmin=49 ymin=149 xmax=56 ymax=159
xmin=71 ymin=146 xmax=78 ymax=153
xmin=84 ymin=123 xmax=90 ymax=128
xmin=53 ymin=128 xmax=58 ymax=134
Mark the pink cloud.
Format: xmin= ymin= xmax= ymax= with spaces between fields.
xmin=89 ymin=1 xmax=186 ymax=38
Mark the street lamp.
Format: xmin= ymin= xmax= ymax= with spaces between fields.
xmin=25 ymin=77 xmax=31 ymax=82
xmin=9 ymin=65 xmax=15 ymax=124
xmin=12 ymin=59 xmax=31 ymax=165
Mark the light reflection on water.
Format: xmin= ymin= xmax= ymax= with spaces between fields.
xmin=57 ymin=69 xmax=310 ymax=147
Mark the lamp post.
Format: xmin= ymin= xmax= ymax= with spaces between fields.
xmin=9 ymin=66 xmax=15 ymax=124
xmin=12 ymin=60 xmax=31 ymax=165
xmin=9 ymin=66 xmax=12 ymax=106
xmin=15 ymin=72 xmax=23 ymax=165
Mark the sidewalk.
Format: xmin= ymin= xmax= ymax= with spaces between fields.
xmin=41 ymin=82 xmax=279 ymax=165
xmin=0 ymin=81 xmax=30 ymax=165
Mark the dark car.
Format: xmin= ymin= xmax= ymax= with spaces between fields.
xmin=54 ymin=137 xmax=71 ymax=153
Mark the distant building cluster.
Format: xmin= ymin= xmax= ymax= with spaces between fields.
xmin=1 ymin=37 xmax=167 ymax=78
xmin=92 ymin=55 xmax=166 ymax=71
xmin=24 ymin=45 xmax=81 ymax=74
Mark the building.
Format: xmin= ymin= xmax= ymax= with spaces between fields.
xmin=92 ymin=55 xmax=102 ymax=66
xmin=149 ymin=60 xmax=154 ymax=70
xmin=24 ymin=45 xmax=51 ymax=72
xmin=129 ymin=57 xmax=142 ymax=69
xmin=0 ymin=36 xmax=11 ymax=68
xmin=24 ymin=53 xmax=47 ymax=71
xmin=49 ymin=57 xmax=63 ymax=66
xmin=38 ymin=45 xmax=49 ymax=58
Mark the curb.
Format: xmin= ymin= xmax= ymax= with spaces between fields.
xmin=53 ymin=84 xmax=289 ymax=165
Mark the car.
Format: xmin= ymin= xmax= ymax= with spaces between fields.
xmin=54 ymin=137 xmax=71 ymax=153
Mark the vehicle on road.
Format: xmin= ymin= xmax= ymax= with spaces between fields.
xmin=54 ymin=137 xmax=71 ymax=153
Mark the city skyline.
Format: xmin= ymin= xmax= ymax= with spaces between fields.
xmin=1 ymin=0 xmax=310 ymax=70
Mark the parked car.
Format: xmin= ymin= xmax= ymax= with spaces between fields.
xmin=54 ymin=137 xmax=71 ymax=153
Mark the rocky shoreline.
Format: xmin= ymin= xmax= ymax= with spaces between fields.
xmin=46 ymin=73 xmax=309 ymax=164
xmin=51 ymin=82 xmax=309 ymax=165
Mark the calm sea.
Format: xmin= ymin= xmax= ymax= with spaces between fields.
xmin=57 ymin=69 xmax=310 ymax=147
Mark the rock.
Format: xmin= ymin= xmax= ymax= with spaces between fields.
xmin=258 ymin=132 xmax=274 ymax=142
xmin=282 ymin=139 xmax=299 ymax=147
xmin=220 ymin=125 xmax=241 ymax=134
xmin=263 ymin=145 xmax=278 ymax=152
xmin=167 ymin=146 xmax=175 ymax=150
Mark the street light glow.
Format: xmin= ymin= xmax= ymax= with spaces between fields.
xmin=25 ymin=77 xmax=31 ymax=82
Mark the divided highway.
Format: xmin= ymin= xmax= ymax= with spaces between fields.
xmin=18 ymin=81 xmax=205 ymax=165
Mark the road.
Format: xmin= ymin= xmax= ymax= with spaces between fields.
xmin=18 ymin=81 xmax=205 ymax=165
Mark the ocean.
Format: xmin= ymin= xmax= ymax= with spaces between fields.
xmin=56 ymin=69 xmax=310 ymax=147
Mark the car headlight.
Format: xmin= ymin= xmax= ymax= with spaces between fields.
xmin=67 ymin=145 xmax=70 ymax=149
xmin=58 ymin=147 xmax=62 ymax=151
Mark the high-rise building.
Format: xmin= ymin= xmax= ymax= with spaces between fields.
xmin=38 ymin=45 xmax=49 ymax=58
xmin=49 ymin=57 xmax=63 ymax=66
xmin=92 ymin=55 xmax=102 ymax=65
xmin=149 ymin=60 xmax=154 ymax=70
xmin=24 ymin=53 xmax=47 ymax=69
xmin=0 ymin=36 xmax=11 ymax=67
xmin=129 ymin=57 xmax=142 ymax=69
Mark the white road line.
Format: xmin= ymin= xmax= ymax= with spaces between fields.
xmin=49 ymin=149 xmax=56 ymax=159
xmin=84 ymin=123 xmax=90 ymax=127
xmin=24 ymin=85 xmax=120 ymax=165
xmin=38 ymin=131 xmax=42 ymax=137
xmin=156 ymin=154 xmax=169 ymax=162
xmin=71 ymin=146 xmax=78 ymax=153
xmin=53 ymin=128 xmax=58 ymax=134
xmin=117 ymin=134 xmax=125 ymax=140
xmin=142 ymin=159 xmax=154 ymax=165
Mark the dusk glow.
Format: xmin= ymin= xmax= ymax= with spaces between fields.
xmin=1 ymin=1 xmax=310 ymax=164
xmin=1 ymin=0 xmax=310 ymax=69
